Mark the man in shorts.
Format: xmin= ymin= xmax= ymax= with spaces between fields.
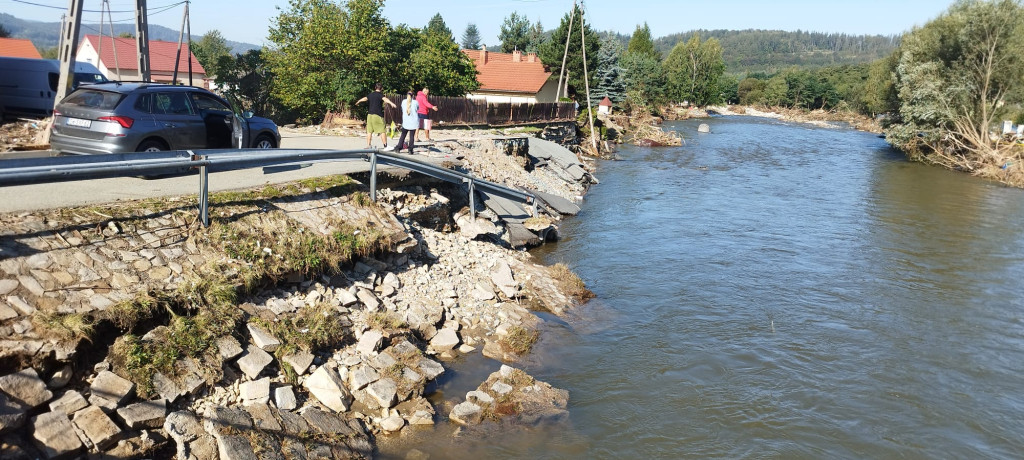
xmin=356 ymin=83 xmax=396 ymax=149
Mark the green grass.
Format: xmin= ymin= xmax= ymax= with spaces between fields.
xmin=499 ymin=326 xmax=539 ymax=356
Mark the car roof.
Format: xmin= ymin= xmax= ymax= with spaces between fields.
xmin=75 ymin=81 xmax=210 ymax=94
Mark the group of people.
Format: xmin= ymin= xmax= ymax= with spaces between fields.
xmin=355 ymin=83 xmax=438 ymax=154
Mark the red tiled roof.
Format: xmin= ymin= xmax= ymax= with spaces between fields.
xmin=81 ymin=35 xmax=205 ymax=74
xmin=462 ymin=49 xmax=552 ymax=94
xmin=599 ymin=96 xmax=612 ymax=106
xmin=0 ymin=38 xmax=42 ymax=59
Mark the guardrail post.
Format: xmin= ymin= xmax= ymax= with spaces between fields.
xmin=370 ymin=150 xmax=378 ymax=202
xmin=468 ymin=178 xmax=476 ymax=220
xmin=197 ymin=154 xmax=209 ymax=227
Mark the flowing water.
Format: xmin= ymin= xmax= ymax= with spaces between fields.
xmin=384 ymin=117 xmax=1024 ymax=459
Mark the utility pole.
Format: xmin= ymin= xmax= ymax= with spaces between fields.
xmin=54 ymin=0 xmax=84 ymax=106
xmin=172 ymin=1 xmax=188 ymax=84
xmin=578 ymin=3 xmax=597 ymax=153
xmin=135 ymin=0 xmax=151 ymax=81
xmin=555 ymin=0 xmax=575 ymax=101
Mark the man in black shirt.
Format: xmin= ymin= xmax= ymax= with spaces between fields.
xmin=356 ymin=83 xmax=397 ymax=149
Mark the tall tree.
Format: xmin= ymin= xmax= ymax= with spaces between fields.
xmin=213 ymin=49 xmax=277 ymax=117
xmin=887 ymin=0 xmax=1024 ymax=166
xmin=620 ymin=52 xmax=666 ymax=107
xmin=526 ymin=20 xmax=545 ymax=53
xmin=499 ymin=12 xmax=531 ymax=52
xmin=191 ymin=30 xmax=231 ymax=77
xmin=537 ymin=4 xmax=600 ymax=93
xmin=0 ymin=24 xmax=10 ymax=38
xmin=411 ymin=28 xmax=480 ymax=96
xmin=626 ymin=23 xmax=659 ymax=60
xmin=425 ymin=13 xmax=453 ymax=42
xmin=592 ymin=35 xmax=627 ymax=103
xmin=461 ymin=23 xmax=481 ymax=50
xmin=662 ymin=34 xmax=726 ymax=106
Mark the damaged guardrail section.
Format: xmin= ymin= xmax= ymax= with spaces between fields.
xmin=0 ymin=148 xmax=537 ymax=226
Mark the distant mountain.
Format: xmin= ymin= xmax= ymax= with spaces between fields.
xmin=655 ymin=29 xmax=900 ymax=74
xmin=597 ymin=28 xmax=900 ymax=74
xmin=0 ymin=13 xmax=259 ymax=55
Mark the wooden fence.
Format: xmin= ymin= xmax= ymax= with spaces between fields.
xmin=381 ymin=94 xmax=576 ymax=127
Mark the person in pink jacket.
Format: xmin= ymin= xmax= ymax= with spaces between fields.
xmin=415 ymin=87 xmax=438 ymax=142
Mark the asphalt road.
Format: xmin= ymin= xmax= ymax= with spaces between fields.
xmin=0 ymin=130 xmax=442 ymax=213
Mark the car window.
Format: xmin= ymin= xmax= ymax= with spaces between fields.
xmin=134 ymin=93 xmax=152 ymax=113
xmin=190 ymin=93 xmax=230 ymax=112
xmin=64 ymin=89 xmax=123 ymax=110
xmin=154 ymin=92 xmax=194 ymax=115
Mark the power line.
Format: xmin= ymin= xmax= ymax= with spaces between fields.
xmin=8 ymin=0 xmax=184 ymax=14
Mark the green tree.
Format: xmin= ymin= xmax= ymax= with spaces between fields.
xmin=499 ymin=12 xmax=531 ymax=53
xmin=887 ymin=0 xmax=1024 ymax=163
xmin=39 ymin=47 xmax=59 ymax=59
xmin=737 ymin=77 xmax=766 ymax=105
xmin=191 ymin=30 xmax=232 ymax=77
xmin=620 ymin=52 xmax=667 ymax=107
xmin=626 ymin=23 xmax=659 ymax=60
xmin=592 ymin=35 xmax=627 ymax=103
xmin=537 ymin=4 xmax=600 ymax=94
xmin=861 ymin=52 xmax=900 ymax=116
xmin=526 ymin=20 xmax=545 ymax=53
xmin=213 ymin=49 xmax=277 ymax=117
xmin=267 ymin=0 xmax=394 ymax=120
xmin=461 ymin=23 xmax=481 ymax=50
xmin=762 ymin=75 xmax=789 ymax=106
xmin=410 ymin=28 xmax=480 ymax=96
xmin=0 ymin=24 xmax=10 ymax=38
xmin=662 ymin=34 xmax=726 ymax=106
xmin=425 ymin=13 xmax=453 ymax=41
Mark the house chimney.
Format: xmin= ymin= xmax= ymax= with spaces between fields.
xmin=527 ymin=52 xmax=537 ymax=63
xmin=512 ymin=49 xmax=522 ymax=62
xmin=482 ymin=45 xmax=488 ymax=64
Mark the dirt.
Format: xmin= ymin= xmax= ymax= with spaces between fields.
xmin=0 ymin=117 xmax=50 ymax=151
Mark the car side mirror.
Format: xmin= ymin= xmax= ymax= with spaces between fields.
xmin=243 ymin=111 xmax=254 ymax=119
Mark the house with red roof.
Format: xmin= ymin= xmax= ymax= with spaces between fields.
xmin=462 ymin=47 xmax=556 ymax=103
xmin=76 ymin=35 xmax=207 ymax=86
xmin=0 ymin=37 xmax=42 ymax=59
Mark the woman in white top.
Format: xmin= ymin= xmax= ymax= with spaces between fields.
xmin=394 ymin=91 xmax=419 ymax=154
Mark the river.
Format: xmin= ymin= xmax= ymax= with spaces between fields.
xmin=384 ymin=116 xmax=1024 ymax=459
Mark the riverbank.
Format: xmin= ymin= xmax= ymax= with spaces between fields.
xmin=664 ymin=104 xmax=883 ymax=133
xmin=0 ymin=129 xmax=595 ymax=458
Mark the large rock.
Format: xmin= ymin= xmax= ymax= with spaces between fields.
xmin=89 ymin=370 xmax=135 ymax=410
xmin=247 ymin=324 xmax=281 ymax=352
xmin=236 ymin=344 xmax=274 ymax=379
xmin=282 ymin=351 xmax=314 ymax=375
xmin=449 ymin=401 xmax=482 ymax=425
xmin=356 ymin=330 xmax=384 ymax=356
xmin=164 ymin=411 xmax=208 ymax=459
xmin=416 ymin=358 xmax=445 ymax=381
xmin=243 ymin=403 xmax=282 ymax=432
xmin=356 ymin=288 xmax=381 ymax=311
xmin=303 ymin=366 xmax=351 ymax=413
xmin=380 ymin=414 xmax=405 ymax=432
xmin=301 ymin=407 xmax=355 ymax=435
xmin=32 ymin=411 xmax=83 ymax=459
xmin=240 ymin=377 xmax=271 ymax=406
xmin=117 ymin=399 xmax=166 ymax=429
xmin=429 ymin=328 xmax=460 ymax=352
xmin=491 ymin=260 xmax=519 ymax=298
xmin=274 ymin=385 xmax=298 ymax=411
xmin=216 ymin=336 xmax=244 ymax=360
xmin=48 ymin=391 xmax=88 ymax=416
xmin=0 ymin=392 xmax=26 ymax=434
xmin=366 ymin=378 xmax=398 ymax=408
xmin=72 ymin=405 xmax=122 ymax=450
xmin=0 ymin=368 xmax=53 ymax=408
xmin=217 ymin=435 xmax=257 ymax=460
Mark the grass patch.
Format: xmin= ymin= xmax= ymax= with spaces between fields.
xmin=31 ymin=311 xmax=95 ymax=342
xmin=366 ymin=311 xmax=407 ymax=331
xmin=503 ymin=127 xmax=542 ymax=135
xmin=500 ymin=367 xmax=535 ymax=388
xmin=102 ymin=292 xmax=164 ymax=331
xmin=499 ymin=326 xmax=539 ymax=356
xmin=255 ymin=302 xmax=349 ymax=353
xmin=551 ymin=263 xmax=595 ymax=302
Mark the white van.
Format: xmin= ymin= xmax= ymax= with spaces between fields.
xmin=0 ymin=57 xmax=107 ymax=121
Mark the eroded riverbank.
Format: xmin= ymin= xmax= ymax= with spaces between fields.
xmin=0 ymin=130 xmax=595 ymax=458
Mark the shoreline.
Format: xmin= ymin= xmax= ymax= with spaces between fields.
xmin=664 ymin=104 xmax=883 ymax=133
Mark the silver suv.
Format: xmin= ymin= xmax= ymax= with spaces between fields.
xmin=50 ymin=82 xmax=280 ymax=155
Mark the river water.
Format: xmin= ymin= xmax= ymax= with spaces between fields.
xmin=387 ymin=117 xmax=1024 ymax=459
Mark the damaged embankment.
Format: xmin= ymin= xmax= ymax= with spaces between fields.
xmin=0 ymin=133 xmax=595 ymax=458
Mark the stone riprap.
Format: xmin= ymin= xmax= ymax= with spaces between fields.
xmin=0 ymin=130 xmax=594 ymax=457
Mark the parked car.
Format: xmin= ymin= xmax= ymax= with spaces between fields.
xmin=0 ymin=57 xmax=107 ymax=121
xmin=50 ymin=82 xmax=280 ymax=155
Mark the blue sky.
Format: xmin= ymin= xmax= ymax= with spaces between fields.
xmin=4 ymin=0 xmax=956 ymax=46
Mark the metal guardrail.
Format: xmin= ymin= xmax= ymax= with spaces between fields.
xmin=0 ymin=148 xmax=536 ymax=227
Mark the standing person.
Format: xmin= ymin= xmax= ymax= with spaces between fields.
xmin=415 ymin=86 xmax=439 ymax=142
xmin=394 ymin=91 xmax=419 ymax=154
xmin=355 ymin=83 xmax=396 ymax=149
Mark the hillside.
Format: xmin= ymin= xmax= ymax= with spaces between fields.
xmin=0 ymin=13 xmax=259 ymax=55
xmin=656 ymin=29 xmax=900 ymax=74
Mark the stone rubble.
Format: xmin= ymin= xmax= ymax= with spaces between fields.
xmin=0 ymin=129 xmax=593 ymax=457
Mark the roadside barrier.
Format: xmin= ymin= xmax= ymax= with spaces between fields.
xmin=0 ymin=149 xmax=537 ymax=227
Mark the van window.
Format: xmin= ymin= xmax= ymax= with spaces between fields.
xmin=64 ymin=89 xmax=123 ymax=110
xmin=48 ymin=72 xmax=59 ymax=92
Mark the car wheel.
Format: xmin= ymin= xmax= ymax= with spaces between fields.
xmin=137 ymin=139 xmax=168 ymax=152
xmin=253 ymin=134 xmax=276 ymax=149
